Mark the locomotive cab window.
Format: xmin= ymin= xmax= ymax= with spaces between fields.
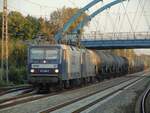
xmin=45 ymin=49 xmax=58 ymax=59
xmin=30 ymin=48 xmax=44 ymax=60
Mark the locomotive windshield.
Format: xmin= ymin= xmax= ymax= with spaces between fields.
xmin=30 ymin=49 xmax=44 ymax=60
xmin=30 ymin=48 xmax=58 ymax=60
xmin=45 ymin=50 xmax=58 ymax=59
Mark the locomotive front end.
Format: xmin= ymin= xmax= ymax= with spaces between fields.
xmin=28 ymin=46 xmax=61 ymax=85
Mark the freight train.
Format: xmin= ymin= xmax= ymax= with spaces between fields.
xmin=27 ymin=44 xmax=145 ymax=90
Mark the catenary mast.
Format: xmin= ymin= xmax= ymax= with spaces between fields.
xmin=1 ymin=0 xmax=9 ymax=83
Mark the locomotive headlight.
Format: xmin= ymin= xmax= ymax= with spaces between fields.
xmin=30 ymin=69 xmax=35 ymax=73
xmin=55 ymin=69 xmax=59 ymax=73
xmin=43 ymin=60 xmax=46 ymax=63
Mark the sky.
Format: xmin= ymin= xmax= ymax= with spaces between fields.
xmin=0 ymin=0 xmax=150 ymax=55
xmin=0 ymin=0 xmax=90 ymax=17
xmin=0 ymin=0 xmax=149 ymax=32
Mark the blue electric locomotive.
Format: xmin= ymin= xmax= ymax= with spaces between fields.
xmin=28 ymin=44 xmax=99 ymax=89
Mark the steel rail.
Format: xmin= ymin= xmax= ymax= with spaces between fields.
xmin=141 ymin=86 xmax=150 ymax=113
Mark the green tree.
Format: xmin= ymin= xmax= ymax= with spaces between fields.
xmin=8 ymin=11 xmax=26 ymax=39
xmin=8 ymin=11 xmax=40 ymax=40
xmin=25 ymin=15 xmax=40 ymax=39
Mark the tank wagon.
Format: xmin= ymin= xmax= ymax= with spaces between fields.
xmin=27 ymin=44 xmax=145 ymax=90
xmin=96 ymin=51 xmax=129 ymax=80
xmin=125 ymin=56 xmax=145 ymax=74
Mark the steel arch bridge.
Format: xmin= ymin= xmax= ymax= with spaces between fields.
xmin=54 ymin=0 xmax=150 ymax=49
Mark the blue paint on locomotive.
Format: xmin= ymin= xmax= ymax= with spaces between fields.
xmin=28 ymin=45 xmax=61 ymax=75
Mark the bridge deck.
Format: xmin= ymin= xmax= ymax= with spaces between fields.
xmin=80 ymin=32 xmax=150 ymax=49
xmin=81 ymin=39 xmax=150 ymax=49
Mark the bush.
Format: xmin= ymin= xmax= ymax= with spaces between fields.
xmin=9 ymin=66 xmax=27 ymax=84
xmin=0 ymin=80 xmax=7 ymax=87
xmin=0 ymin=40 xmax=28 ymax=85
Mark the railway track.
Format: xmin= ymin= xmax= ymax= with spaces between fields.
xmin=0 ymin=85 xmax=34 ymax=102
xmin=0 ymin=71 xmax=149 ymax=113
xmin=0 ymin=84 xmax=92 ymax=109
xmin=39 ymin=75 xmax=147 ymax=113
xmin=141 ymin=86 xmax=150 ymax=113
xmin=0 ymin=88 xmax=34 ymax=103
xmin=0 ymin=90 xmax=58 ymax=109
xmin=0 ymin=76 xmax=136 ymax=111
xmin=0 ymin=84 xmax=31 ymax=96
xmin=0 ymin=85 xmax=36 ymax=109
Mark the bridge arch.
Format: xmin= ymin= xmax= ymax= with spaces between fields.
xmin=55 ymin=0 xmax=103 ymax=42
xmin=55 ymin=0 xmax=126 ymax=42
xmin=73 ymin=0 xmax=126 ymax=33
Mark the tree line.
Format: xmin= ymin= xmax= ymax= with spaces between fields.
xmin=0 ymin=7 xmax=87 ymax=40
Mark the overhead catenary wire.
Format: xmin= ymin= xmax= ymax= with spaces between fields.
xmin=24 ymin=0 xmax=57 ymax=9
xmin=9 ymin=0 xmax=60 ymax=18
xmin=8 ymin=5 xmax=50 ymax=18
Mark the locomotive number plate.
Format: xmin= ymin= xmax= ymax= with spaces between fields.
xmin=39 ymin=69 xmax=50 ymax=73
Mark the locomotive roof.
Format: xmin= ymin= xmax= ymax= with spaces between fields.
xmin=30 ymin=44 xmax=71 ymax=48
xmin=29 ymin=44 xmax=87 ymax=51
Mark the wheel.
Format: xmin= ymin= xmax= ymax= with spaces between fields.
xmin=64 ymin=80 xmax=70 ymax=89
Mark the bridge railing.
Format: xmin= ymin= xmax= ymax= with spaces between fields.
xmin=81 ymin=32 xmax=150 ymax=41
